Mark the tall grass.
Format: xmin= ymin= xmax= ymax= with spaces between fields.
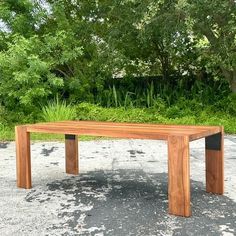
xmin=41 ymin=96 xmax=76 ymax=122
xmin=98 ymin=83 xmax=162 ymax=108
xmin=0 ymin=124 xmax=13 ymax=140
xmin=95 ymin=77 xmax=231 ymax=108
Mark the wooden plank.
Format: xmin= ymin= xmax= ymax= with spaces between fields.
xmin=28 ymin=121 xmax=208 ymax=131
xmin=65 ymin=135 xmax=79 ymax=175
xmin=168 ymin=135 xmax=191 ymax=217
xmin=189 ymin=129 xmax=223 ymax=141
xmin=30 ymin=126 xmax=208 ymax=135
xmin=15 ymin=126 xmax=32 ymax=189
xmin=26 ymin=121 xmax=221 ymax=140
xmin=27 ymin=126 xmax=169 ymax=140
xmin=32 ymin=120 xmax=221 ymax=131
xmin=205 ymin=127 xmax=224 ymax=194
xmin=28 ymin=120 xmax=220 ymax=133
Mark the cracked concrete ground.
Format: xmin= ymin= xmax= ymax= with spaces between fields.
xmin=0 ymin=136 xmax=236 ymax=236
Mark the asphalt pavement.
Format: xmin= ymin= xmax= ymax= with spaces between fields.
xmin=0 ymin=137 xmax=235 ymax=235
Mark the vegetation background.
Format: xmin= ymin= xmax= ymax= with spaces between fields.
xmin=0 ymin=0 xmax=236 ymax=140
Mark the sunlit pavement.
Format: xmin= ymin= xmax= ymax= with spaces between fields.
xmin=0 ymin=137 xmax=235 ymax=235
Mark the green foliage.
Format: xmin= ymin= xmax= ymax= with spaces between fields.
xmin=0 ymin=0 xmax=45 ymax=36
xmin=1 ymin=99 xmax=235 ymax=141
xmin=96 ymin=78 xmax=231 ymax=109
xmin=0 ymin=124 xmax=13 ymax=141
xmin=41 ymin=96 xmax=76 ymax=122
xmin=213 ymin=94 xmax=236 ymax=116
xmin=0 ymin=105 xmax=7 ymax=125
xmin=0 ymin=34 xmax=63 ymax=110
xmin=104 ymin=0 xmax=236 ymax=92
xmin=0 ymin=0 xmax=236 ymax=111
xmin=75 ymin=102 xmax=236 ymax=134
xmin=0 ymin=0 xmax=236 ymax=141
xmin=0 ymin=0 xmax=113 ymax=110
xmin=180 ymin=0 xmax=236 ymax=91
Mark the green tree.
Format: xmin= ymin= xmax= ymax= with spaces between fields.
xmin=0 ymin=0 xmax=114 ymax=109
xmin=40 ymin=0 xmax=114 ymax=101
xmin=0 ymin=0 xmax=47 ymax=36
xmin=181 ymin=0 xmax=236 ymax=92
xmin=0 ymin=0 xmax=235 ymax=116
xmin=0 ymin=34 xmax=63 ymax=109
xmin=103 ymin=0 xmax=200 ymax=82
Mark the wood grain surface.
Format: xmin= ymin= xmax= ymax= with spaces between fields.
xmin=168 ymin=135 xmax=191 ymax=217
xmin=15 ymin=126 xmax=31 ymax=189
xmin=205 ymin=127 xmax=224 ymax=194
xmin=25 ymin=121 xmax=221 ymax=141
xmin=65 ymin=135 xmax=79 ymax=175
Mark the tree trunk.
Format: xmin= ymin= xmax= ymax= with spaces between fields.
xmin=221 ymin=67 xmax=236 ymax=93
xmin=231 ymin=75 xmax=236 ymax=93
xmin=160 ymin=55 xmax=170 ymax=81
xmin=152 ymin=40 xmax=171 ymax=82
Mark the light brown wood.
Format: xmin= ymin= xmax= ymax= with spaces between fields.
xmin=65 ymin=135 xmax=79 ymax=175
xmin=168 ymin=135 xmax=191 ymax=217
xmin=26 ymin=121 xmax=221 ymax=141
xmin=205 ymin=127 xmax=224 ymax=194
xmin=15 ymin=126 xmax=31 ymax=189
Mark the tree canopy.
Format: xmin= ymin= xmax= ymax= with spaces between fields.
xmin=0 ymin=0 xmax=236 ymax=111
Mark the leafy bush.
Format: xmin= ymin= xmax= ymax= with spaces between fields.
xmin=0 ymin=98 xmax=235 ymax=141
xmin=0 ymin=105 xmax=7 ymax=125
xmin=75 ymin=102 xmax=236 ymax=133
xmin=0 ymin=31 xmax=84 ymax=112
xmin=41 ymin=97 xmax=76 ymax=122
xmin=0 ymin=124 xmax=13 ymax=141
xmin=213 ymin=93 xmax=236 ymax=115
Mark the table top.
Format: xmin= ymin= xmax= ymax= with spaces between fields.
xmin=19 ymin=120 xmax=223 ymax=141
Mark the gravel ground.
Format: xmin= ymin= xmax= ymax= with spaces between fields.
xmin=0 ymin=136 xmax=236 ymax=236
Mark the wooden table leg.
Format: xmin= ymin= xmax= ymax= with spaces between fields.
xmin=15 ymin=126 xmax=32 ymax=189
xmin=65 ymin=134 xmax=78 ymax=175
xmin=205 ymin=128 xmax=224 ymax=194
xmin=168 ymin=136 xmax=191 ymax=217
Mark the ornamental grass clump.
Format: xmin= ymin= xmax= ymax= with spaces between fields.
xmin=41 ymin=96 xmax=76 ymax=122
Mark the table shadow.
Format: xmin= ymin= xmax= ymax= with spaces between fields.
xmin=26 ymin=170 xmax=236 ymax=236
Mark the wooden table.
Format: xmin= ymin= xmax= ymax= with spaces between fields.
xmin=15 ymin=121 xmax=224 ymax=217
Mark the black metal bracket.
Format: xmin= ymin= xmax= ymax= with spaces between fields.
xmin=65 ymin=134 xmax=76 ymax=140
xmin=205 ymin=132 xmax=222 ymax=151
